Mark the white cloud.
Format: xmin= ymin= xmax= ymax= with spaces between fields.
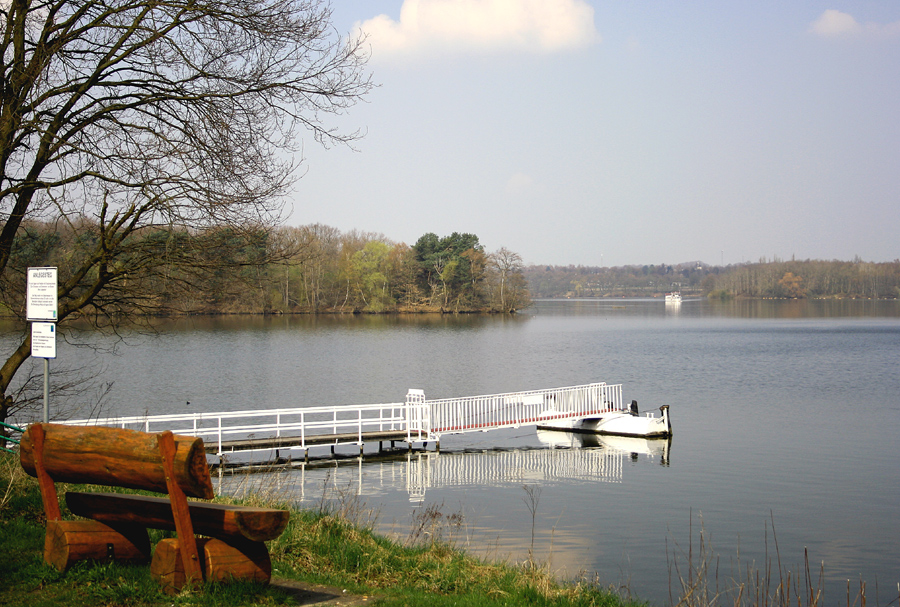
xmin=357 ymin=0 xmax=600 ymax=61
xmin=809 ymin=10 xmax=862 ymax=37
xmin=809 ymin=9 xmax=900 ymax=38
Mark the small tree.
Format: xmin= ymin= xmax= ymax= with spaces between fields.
xmin=489 ymin=247 xmax=528 ymax=312
xmin=777 ymin=272 xmax=805 ymax=298
xmin=411 ymin=232 xmax=484 ymax=309
xmin=347 ymin=240 xmax=393 ymax=312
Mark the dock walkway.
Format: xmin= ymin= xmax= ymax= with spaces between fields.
xmin=209 ymin=430 xmax=411 ymax=458
xmin=67 ymin=383 xmax=622 ymax=464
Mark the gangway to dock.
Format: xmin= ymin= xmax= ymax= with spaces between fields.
xmin=65 ymin=382 xmax=622 ymax=463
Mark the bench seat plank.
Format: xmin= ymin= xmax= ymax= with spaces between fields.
xmin=67 ymin=492 xmax=289 ymax=543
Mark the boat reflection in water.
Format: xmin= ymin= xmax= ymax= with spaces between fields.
xmin=217 ymin=432 xmax=670 ymax=504
xmin=537 ymin=430 xmax=671 ymax=465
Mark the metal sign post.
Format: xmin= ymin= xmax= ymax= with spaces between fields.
xmin=31 ymin=322 xmax=56 ymax=422
xmin=27 ymin=267 xmax=58 ymax=423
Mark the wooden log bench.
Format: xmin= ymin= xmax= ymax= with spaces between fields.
xmin=19 ymin=423 xmax=289 ymax=593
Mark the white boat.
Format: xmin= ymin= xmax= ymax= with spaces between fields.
xmin=665 ymin=292 xmax=682 ymax=304
xmin=537 ymin=401 xmax=671 ymax=438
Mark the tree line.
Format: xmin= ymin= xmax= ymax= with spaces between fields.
xmin=525 ymin=262 xmax=709 ymax=298
xmin=524 ymin=259 xmax=900 ymax=299
xmin=266 ymin=226 xmax=529 ymax=313
xmin=701 ymin=258 xmax=900 ymax=299
xmin=1 ymin=221 xmax=530 ymax=318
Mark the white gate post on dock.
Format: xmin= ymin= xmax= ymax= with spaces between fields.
xmin=405 ymin=389 xmax=426 ymax=446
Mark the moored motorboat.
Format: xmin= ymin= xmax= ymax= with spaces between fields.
xmin=537 ymin=401 xmax=671 ymax=438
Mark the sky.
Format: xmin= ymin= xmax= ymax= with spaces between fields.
xmin=286 ymin=1 xmax=900 ymax=267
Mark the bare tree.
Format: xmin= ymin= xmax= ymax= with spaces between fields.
xmin=489 ymin=247 xmax=528 ymax=312
xmin=0 ymin=0 xmax=372 ymax=422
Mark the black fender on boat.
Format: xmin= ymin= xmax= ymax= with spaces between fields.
xmin=659 ymin=405 xmax=671 ymax=434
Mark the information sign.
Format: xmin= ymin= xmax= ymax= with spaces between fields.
xmin=31 ymin=322 xmax=57 ymax=359
xmin=26 ymin=267 xmax=58 ymax=321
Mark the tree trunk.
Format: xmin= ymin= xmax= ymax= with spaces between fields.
xmin=0 ymin=335 xmax=32 ymax=423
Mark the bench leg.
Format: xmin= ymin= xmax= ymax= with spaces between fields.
xmin=151 ymin=538 xmax=271 ymax=593
xmin=151 ymin=538 xmax=194 ymax=594
xmin=44 ymin=520 xmax=150 ymax=572
xmin=203 ymin=538 xmax=271 ymax=584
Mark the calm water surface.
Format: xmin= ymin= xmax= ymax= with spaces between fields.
xmin=5 ymin=299 xmax=899 ymax=604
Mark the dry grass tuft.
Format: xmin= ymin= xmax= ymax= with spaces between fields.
xmin=667 ymin=512 xmax=897 ymax=607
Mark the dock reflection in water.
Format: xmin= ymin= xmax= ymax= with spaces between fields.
xmin=217 ymin=432 xmax=671 ymax=505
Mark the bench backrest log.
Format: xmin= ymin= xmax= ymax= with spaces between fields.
xmin=20 ymin=423 xmax=215 ymax=584
xmin=20 ymin=423 xmax=214 ymax=501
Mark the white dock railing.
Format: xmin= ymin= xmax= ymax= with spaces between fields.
xmin=426 ymin=382 xmax=621 ymax=435
xmin=67 ymin=401 xmax=419 ymax=456
xmin=66 ymin=383 xmax=622 ymax=457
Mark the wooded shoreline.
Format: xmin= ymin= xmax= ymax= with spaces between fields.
xmin=525 ymin=258 xmax=900 ymax=300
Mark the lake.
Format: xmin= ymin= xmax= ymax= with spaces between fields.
xmin=5 ymin=298 xmax=899 ymax=605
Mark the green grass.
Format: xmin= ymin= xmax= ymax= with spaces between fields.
xmin=0 ymin=452 xmax=638 ymax=607
xmin=268 ymin=506 xmax=627 ymax=607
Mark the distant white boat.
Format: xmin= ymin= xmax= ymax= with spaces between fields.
xmin=665 ymin=292 xmax=682 ymax=304
xmin=537 ymin=401 xmax=671 ymax=438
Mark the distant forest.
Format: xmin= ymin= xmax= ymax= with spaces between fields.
xmin=2 ymin=222 xmax=529 ymax=317
xmin=525 ymin=258 xmax=900 ymax=300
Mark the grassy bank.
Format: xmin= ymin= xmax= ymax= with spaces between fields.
xmin=0 ymin=452 xmax=634 ymax=607
xmin=4 ymin=451 xmax=893 ymax=607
